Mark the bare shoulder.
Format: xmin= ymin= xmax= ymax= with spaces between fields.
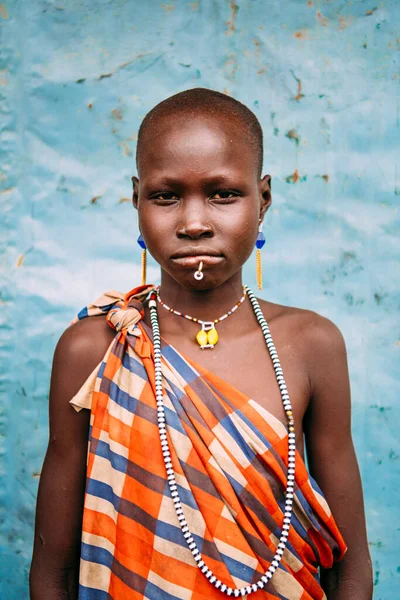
xmin=56 ymin=314 xmax=116 ymax=362
xmin=52 ymin=315 xmax=116 ymax=405
xmin=258 ymin=298 xmax=347 ymax=365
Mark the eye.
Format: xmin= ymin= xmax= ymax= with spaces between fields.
xmin=149 ymin=191 xmax=179 ymax=204
xmin=211 ymin=189 xmax=241 ymax=202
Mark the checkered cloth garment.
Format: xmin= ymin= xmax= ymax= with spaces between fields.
xmin=70 ymin=285 xmax=346 ymax=600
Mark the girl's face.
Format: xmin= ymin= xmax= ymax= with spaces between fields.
xmin=133 ymin=114 xmax=271 ymax=290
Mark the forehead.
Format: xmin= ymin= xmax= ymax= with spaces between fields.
xmin=137 ymin=114 xmax=258 ymax=180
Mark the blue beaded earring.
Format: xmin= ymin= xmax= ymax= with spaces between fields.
xmin=256 ymin=220 xmax=266 ymax=290
xmin=137 ymin=234 xmax=147 ymax=285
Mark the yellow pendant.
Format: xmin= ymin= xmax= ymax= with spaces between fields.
xmin=196 ymin=323 xmax=219 ymax=349
xmin=207 ymin=327 xmax=219 ymax=346
xmin=196 ymin=329 xmax=209 ymax=347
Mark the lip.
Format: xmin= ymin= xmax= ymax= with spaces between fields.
xmin=171 ymin=248 xmax=223 ymax=259
xmin=171 ymin=254 xmax=224 ymax=268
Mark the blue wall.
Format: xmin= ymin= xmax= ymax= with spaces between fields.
xmin=1 ymin=1 xmax=399 ymax=597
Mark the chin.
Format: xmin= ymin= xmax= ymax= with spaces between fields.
xmin=168 ymin=271 xmax=227 ymax=291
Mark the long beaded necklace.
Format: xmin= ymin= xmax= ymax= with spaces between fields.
xmin=157 ymin=287 xmax=247 ymax=349
xmin=148 ymin=285 xmax=296 ymax=596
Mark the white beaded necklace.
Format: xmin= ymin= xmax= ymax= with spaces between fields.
xmin=148 ymin=285 xmax=296 ymax=596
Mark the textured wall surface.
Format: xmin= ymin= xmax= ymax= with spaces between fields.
xmin=1 ymin=0 xmax=399 ymax=597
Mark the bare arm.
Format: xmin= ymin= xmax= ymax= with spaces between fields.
xmin=30 ymin=317 xmax=115 ymax=599
xmin=303 ymin=317 xmax=373 ymax=600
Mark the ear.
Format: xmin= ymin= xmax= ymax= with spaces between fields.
xmin=132 ymin=176 xmax=139 ymax=209
xmin=259 ymin=174 xmax=272 ymax=220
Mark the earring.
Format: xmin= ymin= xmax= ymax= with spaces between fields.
xmin=256 ymin=221 xmax=266 ymax=290
xmin=137 ymin=234 xmax=147 ymax=285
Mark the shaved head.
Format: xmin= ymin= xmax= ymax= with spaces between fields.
xmin=136 ymin=88 xmax=263 ymax=177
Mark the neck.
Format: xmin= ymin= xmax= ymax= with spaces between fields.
xmin=158 ymin=270 xmax=245 ymax=321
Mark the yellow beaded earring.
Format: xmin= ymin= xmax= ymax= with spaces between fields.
xmin=256 ymin=220 xmax=266 ymax=290
xmin=137 ymin=234 xmax=147 ymax=285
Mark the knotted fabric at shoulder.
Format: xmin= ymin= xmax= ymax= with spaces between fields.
xmin=69 ymin=283 xmax=156 ymax=412
xmin=70 ymin=283 xmax=156 ymax=333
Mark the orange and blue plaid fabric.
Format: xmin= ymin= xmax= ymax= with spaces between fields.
xmin=70 ymin=285 xmax=346 ymax=600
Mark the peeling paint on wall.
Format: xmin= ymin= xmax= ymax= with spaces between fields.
xmin=0 ymin=0 xmax=399 ymax=597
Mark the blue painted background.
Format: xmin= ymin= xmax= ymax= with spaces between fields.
xmin=1 ymin=0 xmax=399 ymax=597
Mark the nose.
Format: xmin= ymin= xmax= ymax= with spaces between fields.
xmin=176 ymin=204 xmax=213 ymax=240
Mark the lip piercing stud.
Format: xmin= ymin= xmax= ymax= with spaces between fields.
xmin=194 ymin=261 xmax=204 ymax=281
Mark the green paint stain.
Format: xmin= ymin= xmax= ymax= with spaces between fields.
xmin=369 ymin=540 xmax=383 ymax=547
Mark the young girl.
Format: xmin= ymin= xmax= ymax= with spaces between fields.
xmin=30 ymin=88 xmax=372 ymax=599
